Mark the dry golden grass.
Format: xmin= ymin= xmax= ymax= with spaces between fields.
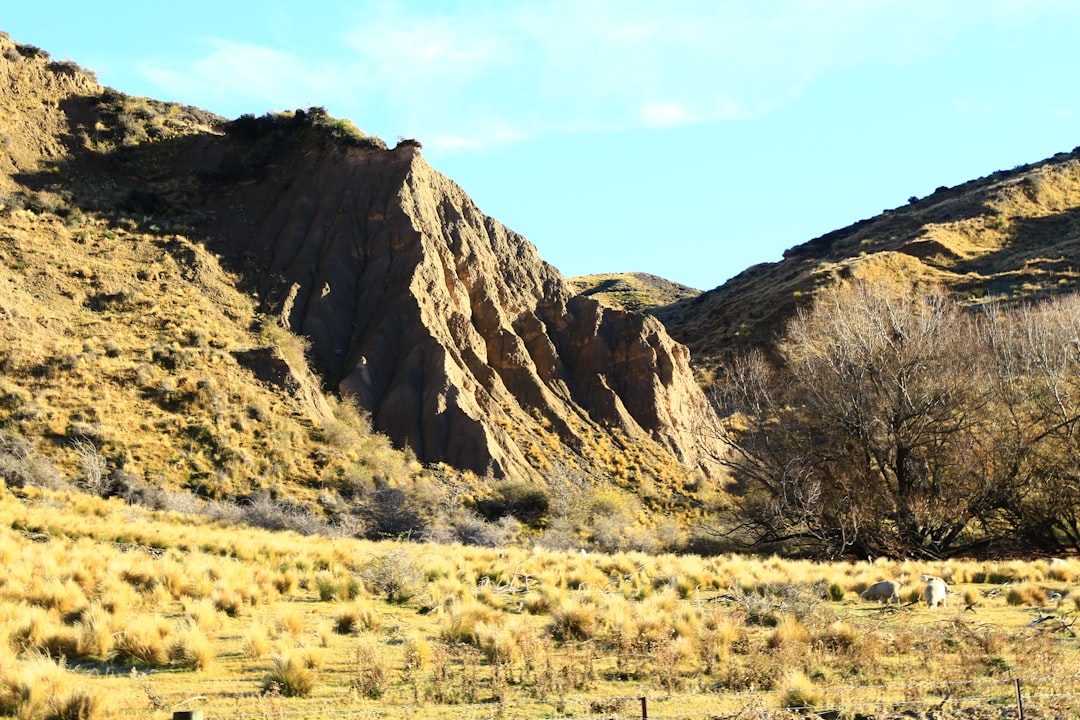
xmin=0 ymin=485 xmax=1077 ymax=717
xmin=567 ymin=272 xmax=701 ymax=312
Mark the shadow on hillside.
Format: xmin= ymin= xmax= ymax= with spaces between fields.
xmin=949 ymin=205 xmax=1080 ymax=302
xmin=11 ymin=94 xmax=231 ymax=231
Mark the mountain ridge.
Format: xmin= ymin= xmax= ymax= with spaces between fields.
xmin=662 ymin=146 xmax=1080 ymax=366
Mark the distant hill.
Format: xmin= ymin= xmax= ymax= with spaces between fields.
xmin=662 ymin=148 xmax=1080 ymax=367
xmin=568 ymin=272 xmax=700 ymax=314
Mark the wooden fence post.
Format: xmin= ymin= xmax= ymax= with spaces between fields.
xmin=640 ymin=695 xmax=648 ymax=719
xmin=1014 ymin=678 xmax=1024 ymax=720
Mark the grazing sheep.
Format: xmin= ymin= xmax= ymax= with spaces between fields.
xmin=922 ymin=575 xmax=948 ymax=609
xmin=860 ymin=580 xmax=901 ymax=605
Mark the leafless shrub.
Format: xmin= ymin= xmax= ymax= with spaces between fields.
xmin=70 ymin=437 xmax=108 ymax=495
xmin=359 ymin=549 xmax=420 ymax=604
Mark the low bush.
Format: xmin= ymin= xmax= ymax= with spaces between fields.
xmin=351 ymin=636 xmax=389 ymax=699
xmin=360 ymin=550 xmax=420 ymax=603
xmin=476 ymin=480 xmax=550 ymax=526
xmin=0 ymin=431 xmax=63 ymax=490
xmin=262 ymin=653 xmax=315 ymax=697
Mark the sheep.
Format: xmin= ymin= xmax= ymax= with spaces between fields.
xmin=922 ymin=575 xmax=948 ymax=609
xmin=860 ymin=580 xmax=901 ymax=605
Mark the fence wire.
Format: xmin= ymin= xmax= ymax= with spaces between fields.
xmin=189 ymin=673 xmax=1080 ymax=720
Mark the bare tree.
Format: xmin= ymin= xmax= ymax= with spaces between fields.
xmin=715 ymin=277 xmax=995 ymax=557
xmin=980 ymin=295 xmax=1080 ymax=549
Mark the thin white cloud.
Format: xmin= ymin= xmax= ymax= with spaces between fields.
xmin=134 ymin=1 xmax=1080 ymax=151
xmin=641 ymin=102 xmax=698 ymax=128
xmin=138 ymin=39 xmax=338 ymax=114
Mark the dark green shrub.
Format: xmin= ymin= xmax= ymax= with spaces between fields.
xmin=476 ymin=480 xmax=550 ymax=526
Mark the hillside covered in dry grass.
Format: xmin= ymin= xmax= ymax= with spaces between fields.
xmin=568 ymin=272 xmax=700 ymax=314
xmin=0 ymin=36 xmax=420 ymax=508
xmin=664 ymin=148 xmax=1080 ymax=366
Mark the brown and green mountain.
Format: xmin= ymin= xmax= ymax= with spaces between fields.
xmin=662 ymin=149 xmax=1080 ymax=368
xmin=0 ymin=32 xmax=721 ymax=518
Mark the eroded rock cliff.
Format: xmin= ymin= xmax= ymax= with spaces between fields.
xmin=203 ymin=138 xmax=721 ymax=479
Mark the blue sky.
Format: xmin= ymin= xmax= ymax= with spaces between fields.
xmin=4 ymin=1 xmax=1080 ymax=291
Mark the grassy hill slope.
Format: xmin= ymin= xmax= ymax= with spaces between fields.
xmin=568 ymin=272 xmax=700 ymax=314
xmin=664 ymin=149 xmax=1080 ymax=366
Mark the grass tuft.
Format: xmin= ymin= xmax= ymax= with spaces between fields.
xmin=262 ymin=653 xmax=315 ymax=698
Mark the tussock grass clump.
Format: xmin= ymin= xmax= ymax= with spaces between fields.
xmin=9 ymin=605 xmax=55 ymax=653
xmin=780 ymin=670 xmax=824 ymax=711
xmin=77 ymin=602 xmax=116 ymax=659
xmin=210 ymin=586 xmax=245 ymax=617
xmin=26 ymin=577 xmax=86 ymax=618
xmin=241 ymin=624 xmax=271 ymax=659
xmin=548 ymin=598 xmax=598 ymax=642
xmin=1067 ymin=588 xmax=1080 ymax=612
xmin=37 ymin=626 xmax=80 ymax=659
xmin=262 ymin=652 xmax=315 ymax=697
xmin=119 ymin=564 xmax=158 ymax=593
xmin=275 ymin=605 xmax=306 ymax=638
xmin=168 ymin=621 xmax=214 ymax=670
xmin=698 ymin=611 xmax=743 ymax=671
xmin=182 ymin=597 xmax=220 ymax=632
xmin=522 ymin=586 xmax=562 ymax=615
xmin=0 ymin=653 xmax=104 ymax=720
xmin=440 ymin=600 xmax=501 ymax=645
xmin=1044 ymin=559 xmax=1076 ymax=583
xmin=476 ymin=619 xmax=525 ymax=664
xmin=273 ymin=568 xmax=299 ymax=595
xmin=817 ymin=620 xmax=859 ymax=652
xmin=1007 ymin=583 xmax=1048 ymax=606
xmin=334 ymin=600 xmax=381 ymax=635
xmin=766 ymin=615 xmax=811 ymax=650
xmin=313 ymin=571 xmax=360 ymax=602
xmin=110 ymin=615 xmax=170 ymax=666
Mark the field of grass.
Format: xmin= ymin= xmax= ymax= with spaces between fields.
xmin=0 ymin=484 xmax=1078 ymax=719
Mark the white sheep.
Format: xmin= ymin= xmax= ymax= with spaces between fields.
xmin=922 ymin=575 xmax=948 ymax=609
xmin=860 ymin=580 xmax=901 ymax=604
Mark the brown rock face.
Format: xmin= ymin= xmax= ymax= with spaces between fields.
xmin=204 ymin=139 xmax=720 ymax=479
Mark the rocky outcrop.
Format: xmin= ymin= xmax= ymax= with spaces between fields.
xmin=204 ymin=139 xmax=721 ymax=479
